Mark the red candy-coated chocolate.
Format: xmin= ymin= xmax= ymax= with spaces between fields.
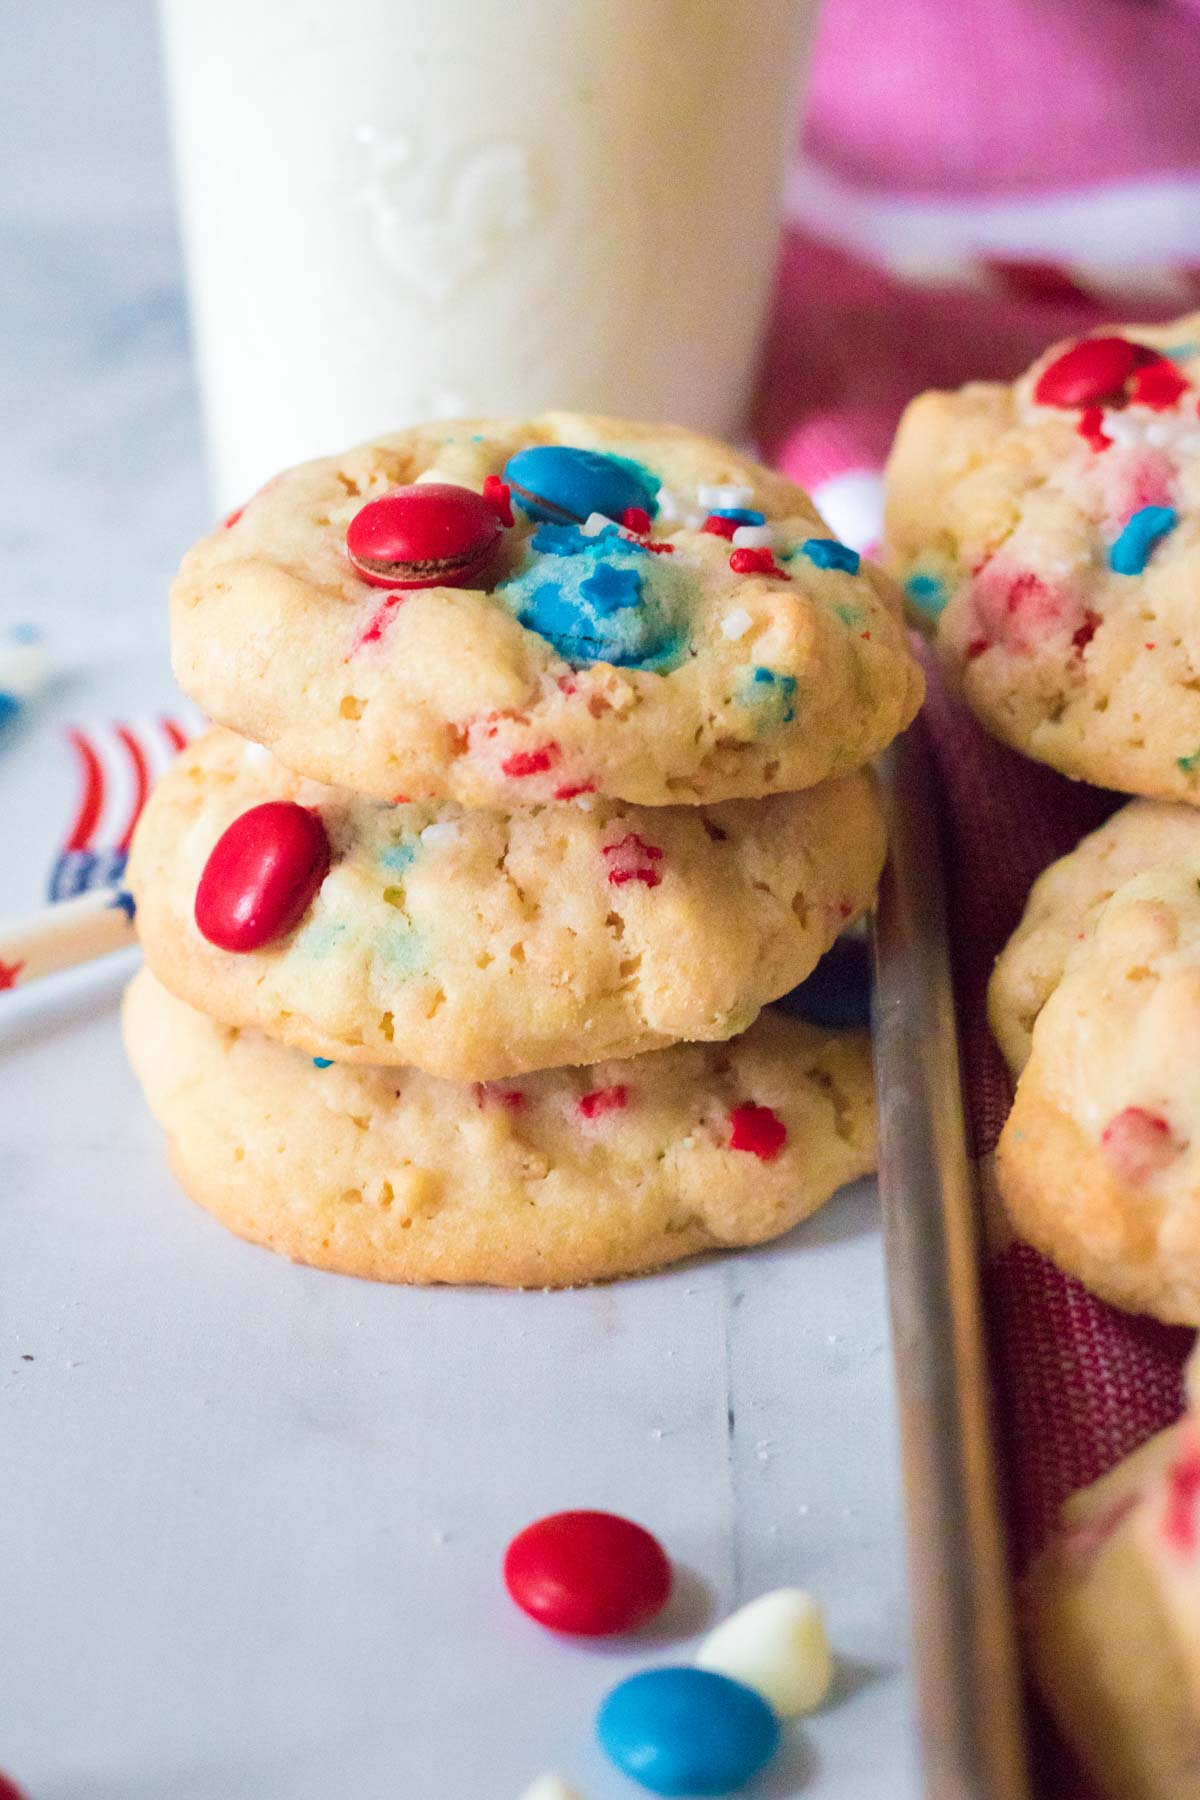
xmin=728 ymin=1102 xmax=787 ymax=1161
xmin=578 ymin=1085 xmax=628 ymax=1120
xmin=503 ymin=1509 xmax=671 ymax=1636
xmin=1033 ymin=336 xmax=1145 ymax=408
xmin=483 ymin=473 xmax=514 ymax=527
xmin=346 ymin=484 xmax=502 ymax=589
xmin=195 ymin=802 xmax=331 ymax=953
xmin=1129 ymin=357 xmax=1189 ymax=410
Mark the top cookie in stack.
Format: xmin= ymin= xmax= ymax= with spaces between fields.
xmin=126 ymin=415 xmax=923 ymax=1286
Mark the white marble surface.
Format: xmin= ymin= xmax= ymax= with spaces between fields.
xmin=0 ymin=21 xmax=918 ymax=1798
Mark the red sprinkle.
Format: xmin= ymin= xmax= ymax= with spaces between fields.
xmin=473 ymin=1082 xmax=527 ymax=1112
xmin=603 ymin=833 xmax=664 ymax=888
xmin=503 ymin=1510 xmax=671 ymax=1636
xmin=730 ymin=546 xmax=788 ymax=579
xmin=1130 ymin=357 xmax=1189 ymax=411
xmin=352 ymin=591 xmax=406 ymax=651
xmin=1033 ymin=336 xmax=1145 ymax=408
xmin=1164 ymin=1435 xmax=1200 ymax=1556
xmin=1072 ymin=610 xmax=1101 ymax=653
xmin=728 ymin=1103 xmax=788 ymax=1161
xmin=702 ymin=513 xmax=740 ymax=540
xmin=483 ymin=473 xmax=514 ymax=527
xmin=579 ymin=1085 xmax=629 ymax=1120
xmin=0 ymin=958 xmax=24 ymax=992
xmin=1099 ymin=1106 xmax=1179 ymax=1182
xmin=1077 ymin=407 xmax=1111 ymax=453
xmin=966 ymin=637 xmax=990 ymax=661
xmin=222 ymin=504 xmax=245 ymax=530
xmin=554 ymin=781 xmax=596 ymax=802
xmin=621 ymin=506 xmax=652 ymax=535
xmin=194 ymin=803 xmax=330 ymax=953
xmin=502 ymin=745 xmax=559 ymax=778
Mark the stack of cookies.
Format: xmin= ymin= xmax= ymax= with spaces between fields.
xmin=126 ymin=415 xmax=923 ymax=1287
xmin=885 ymin=315 xmax=1200 ymax=1326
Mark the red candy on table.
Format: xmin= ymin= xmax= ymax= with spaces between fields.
xmin=195 ymin=802 xmax=331 ymax=953
xmin=1033 ymin=335 xmax=1148 ymax=408
xmin=345 ymin=483 xmax=503 ymax=589
xmin=504 ymin=1509 xmax=672 ymax=1636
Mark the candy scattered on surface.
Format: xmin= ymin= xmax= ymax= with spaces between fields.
xmin=504 ymin=1510 xmax=671 ymax=1636
xmin=1108 ymin=504 xmax=1179 ymax=575
xmin=696 ymin=1588 xmax=833 ymax=1719
xmin=194 ymin=802 xmax=331 ymax=952
xmin=775 ymin=934 xmax=872 ymax=1029
xmin=727 ymin=1103 xmax=788 ymax=1161
xmin=596 ymin=1667 xmax=780 ymax=1796
xmin=1033 ymin=336 xmax=1146 ymax=408
xmin=518 ymin=1776 xmax=585 ymax=1800
xmin=504 ymin=446 xmax=657 ymax=526
xmin=799 ymin=537 xmax=861 ymax=575
xmin=345 ymin=484 xmax=502 ymax=589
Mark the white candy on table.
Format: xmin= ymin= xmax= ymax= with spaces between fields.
xmin=518 ymin=1775 xmax=584 ymax=1800
xmin=695 ymin=1587 xmax=834 ymax=1719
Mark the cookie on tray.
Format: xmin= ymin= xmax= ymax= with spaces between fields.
xmin=886 ymin=316 xmax=1200 ymax=800
xmin=989 ymin=799 xmax=1200 ymax=1075
xmin=997 ymin=864 xmax=1200 ymax=1323
xmin=123 ymin=971 xmax=877 ymax=1288
xmin=171 ymin=413 xmax=923 ymax=807
xmin=129 ymin=728 xmax=887 ymax=1082
xmin=1026 ymin=1358 xmax=1200 ymax=1800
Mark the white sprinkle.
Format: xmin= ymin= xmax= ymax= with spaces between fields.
xmin=573 ymin=793 xmax=596 ymax=811
xmin=1145 ymin=422 xmax=1171 ymax=448
xmin=720 ymin=607 xmax=753 ymax=641
xmin=420 ymin=821 xmax=460 ymax=849
xmin=655 ymin=485 xmax=684 ymax=522
xmin=696 ymin=1589 xmax=834 ymax=1718
xmin=241 ymin=740 xmax=274 ymax=769
xmin=697 ymin=482 xmax=755 ymax=510
xmin=519 ymin=1777 xmax=585 ymax=1800
xmin=731 ymin=524 xmax=773 ymax=550
xmin=1098 ymin=411 xmax=1141 ymax=445
xmin=582 ymin=511 xmax=617 ymax=536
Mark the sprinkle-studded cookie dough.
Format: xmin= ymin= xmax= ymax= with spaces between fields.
xmin=124 ymin=972 xmax=877 ymax=1288
xmin=997 ymin=863 xmax=1200 ymax=1323
xmin=172 ymin=414 xmax=922 ymax=807
xmin=989 ymin=799 xmax=1200 ymax=1075
xmin=886 ymin=314 xmax=1200 ymax=802
xmin=128 ymin=729 xmax=887 ymax=1081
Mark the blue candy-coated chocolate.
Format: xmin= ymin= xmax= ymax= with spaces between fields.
xmin=597 ymin=1667 xmax=780 ymax=1796
xmin=775 ymin=934 xmax=872 ymax=1029
xmin=799 ymin=537 xmax=861 ymax=575
xmin=1109 ymin=505 xmax=1178 ymax=576
xmin=904 ymin=572 xmax=949 ymax=617
xmin=504 ymin=446 xmax=658 ymax=525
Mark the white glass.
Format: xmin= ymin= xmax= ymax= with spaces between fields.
xmin=159 ymin=0 xmax=814 ymax=510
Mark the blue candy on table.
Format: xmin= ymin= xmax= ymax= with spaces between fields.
xmin=504 ymin=445 xmax=658 ymax=526
xmin=597 ymin=1666 xmax=780 ymax=1796
xmin=774 ymin=933 xmax=872 ymax=1029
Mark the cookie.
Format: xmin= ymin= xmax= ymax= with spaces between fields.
xmin=886 ymin=316 xmax=1200 ymax=800
xmin=123 ymin=971 xmax=877 ymax=1288
xmin=129 ymin=729 xmax=887 ymax=1081
xmin=1025 ymin=1382 xmax=1200 ymax=1800
xmin=989 ymin=799 xmax=1200 ymax=1075
xmin=997 ymin=865 xmax=1200 ymax=1322
xmin=171 ymin=414 xmax=923 ymax=807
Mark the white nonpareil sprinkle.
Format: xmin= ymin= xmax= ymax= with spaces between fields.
xmin=582 ymin=511 xmax=617 ymax=536
xmin=720 ymin=607 xmax=753 ymax=641
xmin=573 ymin=793 xmax=596 ymax=811
xmin=241 ymin=740 xmax=274 ymax=770
xmin=731 ymin=524 xmax=773 ymax=550
xmin=518 ymin=1775 xmax=585 ymax=1800
xmin=697 ymin=481 xmax=755 ymax=510
xmin=695 ymin=1587 xmax=834 ymax=1719
xmin=420 ymin=821 xmax=460 ymax=849
xmin=1099 ymin=412 xmax=1141 ymax=445
xmin=654 ymin=485 xmax=684 ymax=522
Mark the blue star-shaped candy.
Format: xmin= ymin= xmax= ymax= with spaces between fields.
xmin=581 ymin=563 xmax=643 ymax=615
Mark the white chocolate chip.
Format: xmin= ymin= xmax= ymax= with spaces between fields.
xmin=420 ymin=821 xmax=460 ymax=850
xmin=582 ymin=512 xmax=617 ymax=536
xmin=731 ymin=524 xmax=773 ymax=550
xmin=519 ymin=1774 xmax=584 ymax=1800
xmin=697 ymin=482 xmax=755 ymax=510
xmin=720 ymin=607 xmax=753 ymax=641
xmin=695 ymin=1587 xmax=834 ymax=1718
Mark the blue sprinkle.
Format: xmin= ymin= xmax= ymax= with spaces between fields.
xmin=1109 ymin=505 xmax=1178 ymax=576
xmin=904 ymin=572 xmax=949 ymax=617
xmin=108 ymin=889 xmax=137 ymax=922
xmin=312 ymin=1057 xmax=333 ymax=1069
xmin=580 ymin=563 xmax=642 ymax=614
xmin=750 ymin=667 xmax=797 ymax=721
xmin=381 ymin=840 xmax=417 ymax=872
xmin=708 ymin=507 xmax=766 ymax=527
xmin=1164 ymin=343 xmax=1198 ymax=364
xmin=752 ymin=666 xmax=775 ymax=684
xmin=800 ymin=537 xmax=861 ymax=575
xmin=597 ymin=1667 xmax=780 ymax=1796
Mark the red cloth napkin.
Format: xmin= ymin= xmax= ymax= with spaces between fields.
xmin=752 ymin=227 xmax=1194 ymax=1796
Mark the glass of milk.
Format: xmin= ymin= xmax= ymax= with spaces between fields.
xmin=159 ymin=0 xmax=814 ymax=509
